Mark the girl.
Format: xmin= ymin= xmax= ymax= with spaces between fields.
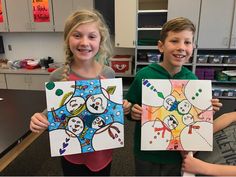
xmin=30 ymin=9 xmax=131 ymax=176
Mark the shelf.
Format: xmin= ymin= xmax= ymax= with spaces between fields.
xmin=115 ymin=74 xmax=134 ymax=77
xmin=196 ymin=63 xmax=236 ymax=67
xmin=137 ymin=46 xmax=158 ymax=50
xmin=217 ymin=96 xmax=236 ymax=100
xmin=138 ymin=10 xmax=168 ymax=13
xmin=212 ymin=80 xmax=236 ymax=84
xmin=138 ymin=28 xmax=162 ymax=31
xmin=136 ymin=62 xmax=193 ymax=66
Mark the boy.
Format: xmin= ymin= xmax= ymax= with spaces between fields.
xmin=182 ymin=111 xmax=236 ymax=176
xmin=125 ymin=17 xmax=222 ymax=176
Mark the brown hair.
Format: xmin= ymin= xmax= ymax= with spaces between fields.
xmin=62 ymin=9 xmax=112 ymax=81
xmin=159 ymin=17 xmax=196 ymax=43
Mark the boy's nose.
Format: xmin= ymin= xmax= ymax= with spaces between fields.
xmin=177 ymin=43 xmax=185 ymax=50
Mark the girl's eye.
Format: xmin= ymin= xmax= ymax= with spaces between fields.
xmin=72 ymin=33 xmax=81 ymax=38
xmin=89 ymin=35 xmax=97 ymax=39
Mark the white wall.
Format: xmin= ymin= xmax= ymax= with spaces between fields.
xmin=0 ymin=33 xmax=134 ymax=63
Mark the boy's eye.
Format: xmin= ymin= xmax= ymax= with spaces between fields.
xmin=170 ymin=40 xmax=178 ymax=43
xmin=185 ymin=41 xmax=192 ymax=45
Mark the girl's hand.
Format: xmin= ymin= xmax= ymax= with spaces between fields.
xmin=182 ymin=153 xmax=208 ymax=175
xmin=30 ymin=113 xmax=49 ymax=133
xmin=123 ymin=99 xmax=132 ymax=115
xmin=211 ymin=98 xmax=222 ymax=113
xmin=131 ymin=104 xmax=142 ymax=120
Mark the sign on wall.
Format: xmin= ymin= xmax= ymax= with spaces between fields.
xmin=0 ymin=0 xmax=3 ymax=23
xmin=32 ymin=0 xmax=50 ymax=22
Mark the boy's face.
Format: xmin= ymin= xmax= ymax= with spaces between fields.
xmin=158 ymin=30 xmax=194 ymax=69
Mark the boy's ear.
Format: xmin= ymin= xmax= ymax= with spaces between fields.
xmin=157 ymin=40 xmax=164 ymax=52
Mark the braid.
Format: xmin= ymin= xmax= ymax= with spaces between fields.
xmin=62 ymin=54 xmax=73 ymax=81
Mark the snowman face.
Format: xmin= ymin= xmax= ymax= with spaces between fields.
xmin=92 ymin=117 xmax=106 ymax=129
xmin=67 ymin=116 xmax=84 ymax=136
xmin=163 ymin=115 xmax=178 ymax=130
xmin=66 ymin=96 xmax=85 ymax=115
xmin=163 ymin=95 xmax=176 ymax=111
xmin=182 ymin=113 xmax=194 ymax=125
xmin=86 ymin=94 xmax=108 ymax=114
xmin=178 ymin=99 xmax=191 ymax=115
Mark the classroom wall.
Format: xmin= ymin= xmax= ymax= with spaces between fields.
xmin=0 ymin=33 xmax=135 ymax=62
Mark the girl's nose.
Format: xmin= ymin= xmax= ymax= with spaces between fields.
xmin=80 ymin=37 xmax=89 ymax=45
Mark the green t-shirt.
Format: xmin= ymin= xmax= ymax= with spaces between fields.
xmin=125 ymin=63 xmax=198 ymax=164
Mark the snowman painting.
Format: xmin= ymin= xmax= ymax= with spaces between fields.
xmin=45 ymin=78 xmax=124 ymax=157
xmin=141 ymin=79 xmax=213 ymax=151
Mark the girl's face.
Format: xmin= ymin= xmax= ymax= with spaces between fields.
xmin=158 ymin=30 xmax=194 ymax=69
xmin=69 ymin=22 xmax=101 ymax=62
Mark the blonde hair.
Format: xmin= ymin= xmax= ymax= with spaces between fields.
xmin=62 ymin=9 xmax=112 ymax=81
xmin=160 ymin=17 xmax=196 ymax=43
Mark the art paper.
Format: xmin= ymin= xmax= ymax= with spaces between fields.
xmin=45 ymin=78 xmax=124 ymax=157
xmin=141 ymin=79 xmax=213 ymax=151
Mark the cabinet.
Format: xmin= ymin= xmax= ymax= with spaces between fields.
xmin=198 ymin=0 xmax=236 ymax=49
xmin=231 ymin=1 xmax=236 ymax=48
xmin=6 ymin=0 xmax=54 ymax=32
xmin=115 ymin=0 xmax=136 ymax=48
xmin=0 ymin=73 xmax=7 ymax=89
xmin=134 ymin=0 xmax=168 ymax=74
xmin=0 ymin=0 xmax=9 ymax=32
xmin=5 ymin=74 xmax=49 ymax=91
xmin=167 ymin=0 xmax=201 ymax=43
xmin=52 ymin=0 xmax=94 ymax=32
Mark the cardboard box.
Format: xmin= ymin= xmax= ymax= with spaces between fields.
xmin=109 ymin=55 xmax=132 ymax=75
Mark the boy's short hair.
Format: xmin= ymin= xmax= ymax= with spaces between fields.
xmin=160 ymin=17 xmax=196 ymax=42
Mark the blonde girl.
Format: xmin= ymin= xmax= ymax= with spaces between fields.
xmin=30 ymin=9 xmax=131 ymax=176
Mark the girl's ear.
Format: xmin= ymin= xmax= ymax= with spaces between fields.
xmin=157 ymin=40 xmax=164 ymax=53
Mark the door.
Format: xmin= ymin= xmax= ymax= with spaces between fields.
xmin=230 ymin=1 xmax=236 ymax=48
xmin=29 ymin=0 xmax=54 ymax=32
xmin=167 ymin=0 xmax=201 ymax=43
xmin=198 ymin=0 xmax=235 ymax=48
xmin=52 ymin=0 xmax=73 ymax=32
xmin=0 ymin=0 xmax=9 ymax=32
xmin=6 ymin=0 xmax=31 ymax=32
xmin=115 ymin=0 xmax=136 ymax=48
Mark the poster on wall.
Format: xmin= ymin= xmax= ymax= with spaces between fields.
xmin=32 ymin=0 xmax=50 ymax=22
xmin=45 ymin=78 xmax=124 ymax=157
xmin=0 ymin=0 xmax=3 ymax=23
xmin=141 ymin=79 xmax=213 ymax=151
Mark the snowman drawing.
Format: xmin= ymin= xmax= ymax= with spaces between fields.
xmin=141 ymin=79 xmax=213 ymax=151
xmin=141 ymin=115 xmax=179 ymax=150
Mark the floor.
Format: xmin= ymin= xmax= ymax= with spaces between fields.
xmin=0 ymin=118 xmax=136 ymax=176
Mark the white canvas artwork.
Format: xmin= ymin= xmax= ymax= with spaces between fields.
xmin=141 ymin=79 xmax=213 ymax=151
xmin=45 ymin=78 xmax=124 ymax=157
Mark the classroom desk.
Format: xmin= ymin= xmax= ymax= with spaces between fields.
xmin=0 ymin=89 xmax=46 ymax=155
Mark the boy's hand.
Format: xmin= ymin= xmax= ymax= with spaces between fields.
xmin=211 ymin=98 xmax=222 ymax=113
xmin=30 ymin=113 xmax=49 ymax=133
xmin=131 ymin=104 xmax=142 ymax=120
xmin=123 ymin=99 xmax=132 ymax=115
